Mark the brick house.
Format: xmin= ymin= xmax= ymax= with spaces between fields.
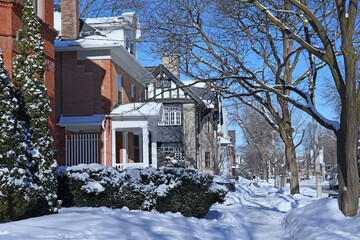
xmin=55 ymin=0 xmax=163 ymax=169
xmin=0 ymin=0 xmax=57 ymax=143
xmin=146 ymin=54 xmax=223 ymax=174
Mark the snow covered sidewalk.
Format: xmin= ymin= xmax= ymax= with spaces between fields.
xmin=0 ymin=177 xmax=359 ymax=239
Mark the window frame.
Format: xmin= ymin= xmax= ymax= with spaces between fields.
xmin=159 ymin=107 xmax=181 ymax=126
xmin=203 ymin=117 xmax=209 ymax=133
xmin=33 ymin=0 xmax=43 ymax=18
xmin=131 ymin=83 xmax=135 ymax=102
xmin=118 ymin=74 xmax=122 ymax=104
xmin=205 ymin=152 xmax=210 ymax=168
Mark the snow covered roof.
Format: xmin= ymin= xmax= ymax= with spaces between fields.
xmin=54 ymin=11 xmax=141 ymax=40
xmin=182 ymin=80 xmax=217 ymax=108
xmin=83 ymin=12 xmax=141 ymax=40
xmin=54 ymin=11 xmax=154 ymax=86
xmin=111 ymin=102 xmax=163 ymax=121
xmin=218 ymin=136 xmax=232 ymax=145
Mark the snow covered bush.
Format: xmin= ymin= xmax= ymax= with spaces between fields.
xmin=0 ymin=51 xmax=38 ymax=222
xmin=57 ymin=164 xmax=227 ymax=218
xmin=11 ymin=0 xmax=58 ymax=217
xmin=154 ymin=168 xmax=227 ymax=218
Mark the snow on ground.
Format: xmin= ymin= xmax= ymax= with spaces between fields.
xmin=0 ymin=177 xmax=359 ymax=239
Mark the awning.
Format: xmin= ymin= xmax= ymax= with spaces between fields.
xmin=57 ymin=114 xmax=104 ymax=132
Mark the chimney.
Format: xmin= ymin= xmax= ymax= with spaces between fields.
xmin=61 ymin=0 xmax=79 ymax=40
xmin=161 ymin=53 xmax=180 ymax=79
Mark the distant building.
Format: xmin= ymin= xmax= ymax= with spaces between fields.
xmin=54 ymin=0 xmax=162 ymax=169
xmin=146 ymin=54 xmax=221 ymax=174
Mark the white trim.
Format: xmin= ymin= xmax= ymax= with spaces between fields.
xmin=142 ymin=128 xmax=149 ymax=167
xmin=151 ymin=131 xmax=157 ymax=168
xmin=123 ymin=132 xmax=128 ymax=164
xmin=112 ymin=129 xmax=116 ymax=167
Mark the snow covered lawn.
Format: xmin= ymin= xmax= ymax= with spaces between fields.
xmin=1 ymin=177 xmax=359 ymax=239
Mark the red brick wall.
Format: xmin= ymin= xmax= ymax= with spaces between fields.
xmin=55 ymin=50 xmax=147 ymax=165
xmin=0 ymin=0 xmax=57 ymax=146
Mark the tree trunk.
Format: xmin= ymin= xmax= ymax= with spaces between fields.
xmin=265 ymin=160 xmax=269 ymax=182
xmin=281 ymin=164 xmax=287 ymax=187
xmin=336 ymin=35 xmax=359 ymax=216
xmin=336 ymin=103 xmax=359 ymax=216
xmin=284 ymin=138 xmax=300 ymax=194
xmin=278 ymin=114 xmax=300 ymax=194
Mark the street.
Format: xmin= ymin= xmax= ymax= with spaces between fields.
xmin=299 ymin=180 xmax=338 ymax=196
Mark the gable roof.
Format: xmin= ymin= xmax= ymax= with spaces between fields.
xmin=149 ymin=64 xmax=205 ymax=106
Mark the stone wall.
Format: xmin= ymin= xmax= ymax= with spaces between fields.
xmin=183 ymin=103 xmax=197 ymax=168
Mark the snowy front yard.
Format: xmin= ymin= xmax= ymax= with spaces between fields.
xmin=1 ymin=177 xmax=359 ymax=240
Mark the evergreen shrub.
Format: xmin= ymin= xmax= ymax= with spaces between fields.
xmin=57 ymin=164 xmax=227 ymax=218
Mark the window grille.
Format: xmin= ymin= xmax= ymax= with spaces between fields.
xmin=159 ymin=107 xmax=181 ymax=126
xmin=205 ymin=152 xmax=210 ymax=168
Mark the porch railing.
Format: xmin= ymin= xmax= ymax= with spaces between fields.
xmin=66 ymin=133 xmax=101 ymax=166
xmin=115 ymin=163 xmax=145 ymax=170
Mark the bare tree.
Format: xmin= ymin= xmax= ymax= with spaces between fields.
xmin=80 ymin=0 xmax=359 ymax=216
xmin=55 ymin=0 xmax=148 ymax=17
xmin=234 ymin=107 xmax=285 ymax=182
xmin=136 ymin=0 xmax=330 ymax=195
xmin=239 ymin=0 xmax=359 ymax=217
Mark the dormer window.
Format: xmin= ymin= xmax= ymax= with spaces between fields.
xmin=130 ymin=43 xmax=135 ymax=55
xmin=126 ymin=39 xmax=131 ymax=50
xmin=125 ymin=39 xmax=135 ymax=55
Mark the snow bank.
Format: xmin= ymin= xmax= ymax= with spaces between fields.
xmin=285 ymin=198 xmax=360 ymax=240
xmin=2 ymin=175 xmax=360 ymax=239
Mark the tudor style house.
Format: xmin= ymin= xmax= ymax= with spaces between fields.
xmin=54 ymin=0 xmax=162 ymax=169
xmin=146 ymin=54 xmax=222 ymax=174
xmin=0 ymin=0 xmax=57 ymax=142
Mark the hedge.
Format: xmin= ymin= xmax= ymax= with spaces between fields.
xmin=57 ymin=164 xmax=227 ymax=218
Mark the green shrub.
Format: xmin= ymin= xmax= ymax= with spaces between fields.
xmin=57 ymin=164 xmax=227 ymax=218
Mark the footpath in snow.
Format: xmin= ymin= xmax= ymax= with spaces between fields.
xmin=0 ymin=177 xmax=360 ymax=239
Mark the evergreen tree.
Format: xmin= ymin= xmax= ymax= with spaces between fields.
xmin=0 ymin=51 xmax=36 ymax=222
xmin=12 ymin=0 xmax=58 ymax=216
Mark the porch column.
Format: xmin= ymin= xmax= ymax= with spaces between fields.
xmin=112 ymin=129 xmax=116 ymax=167
xmin=142 ymin=127 xmax=149 ymax=167
xmin=151 ymin=131 xmax=157 ymax=169
xmin=123 ymin=132 xmax=128 ymax=164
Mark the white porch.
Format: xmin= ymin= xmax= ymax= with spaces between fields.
xmin=110 ymin=102 xmax=163 ymax=169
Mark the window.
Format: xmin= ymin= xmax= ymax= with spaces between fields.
xmin=159 ymin=107 xmax=181 ymax=126
xmin=163 ymin=79 xmax=170 ymax=88
xmin=131 ymin=84 xmax=135 ymax=102
xmin=134 ymin=135 xmax=141 ymax=163
xmin=118 ymin=74 xmax=122 ymax=104
xmin=159 ymin=147 xmax=183 ymax=160
xmin=125 ymin=39 xmax=130 ymax=50
xmin=205 ymin=152 xmax=210 ymax=168
xmin=130 ymin=43 xmax=135 ymax=55
xmin=139 ymin=89 xmax=142 ymax=102
xmin=203 ymin=117 xmax=209 ymax=133
xmin=33 ymin=0 xmax=43 ymax=18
